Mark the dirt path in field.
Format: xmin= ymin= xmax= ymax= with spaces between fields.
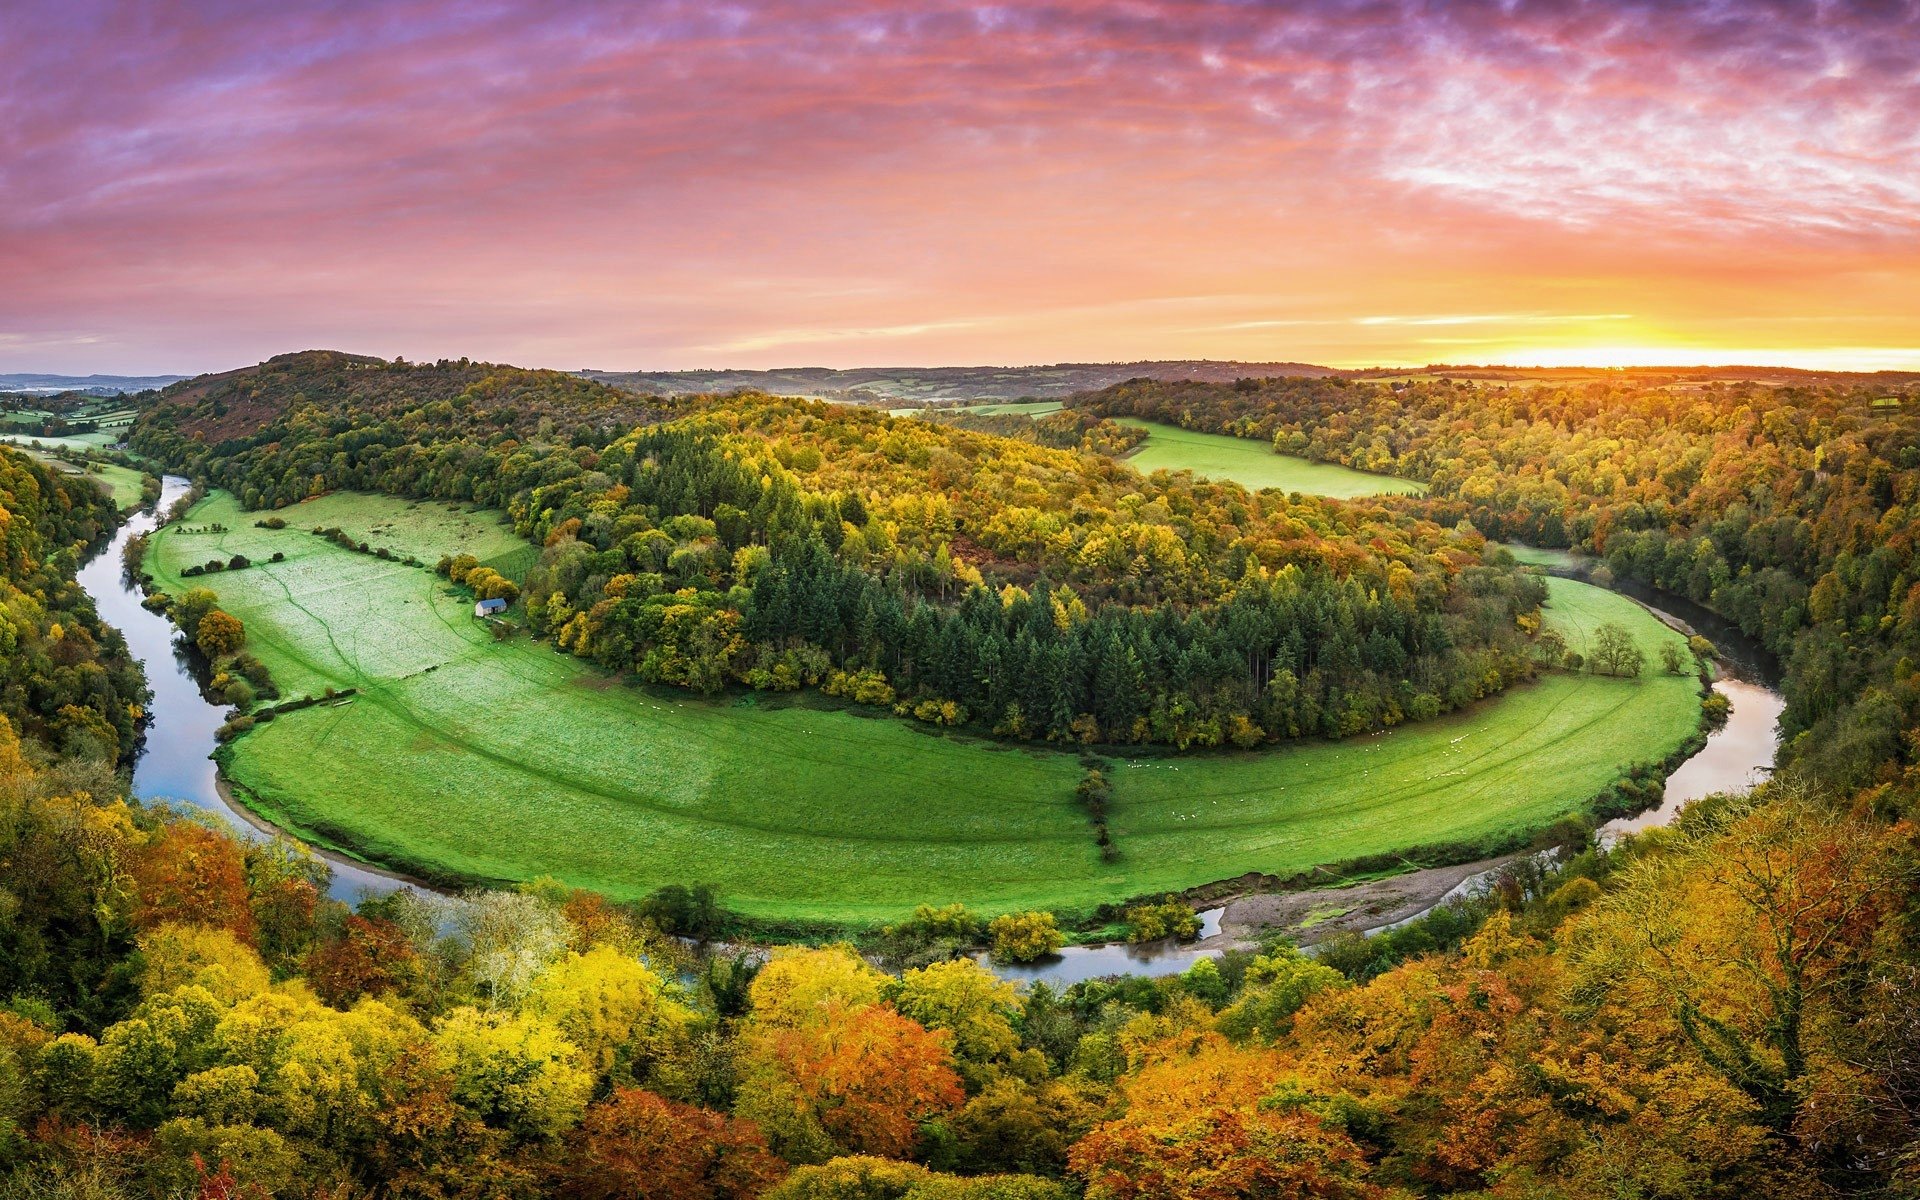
xmin=1199 ymin=854 xmax=1521 ymax=951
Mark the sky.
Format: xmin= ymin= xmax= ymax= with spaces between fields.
xmin=3 ymin=0 xmax=1918 ymax=376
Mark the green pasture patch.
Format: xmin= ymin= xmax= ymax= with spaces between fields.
xmin=150 ymin=491 xmax=1701 ymax=927
xmin=0 ymin=430 xmax=119 ymax=452
xmin=951 ymin=400 xmax=1066 ymax=417
xmin=1501 ymin=543 xmax=1590 ymax=572
xmin=1114 ymin=419 xmax=1426 ymax=498
xmin=3 ymin=443 xmax=146 ymax=509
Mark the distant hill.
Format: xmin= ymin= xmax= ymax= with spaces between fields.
xmin=0 ymin=371 xmax=188 ymax=396
xmin=132 ymin=350 xmax=658 ymax=450
xmin=578 ymin=360 xmax=1338 ymax=404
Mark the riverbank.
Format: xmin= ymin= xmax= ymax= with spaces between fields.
xmin=75 ymin=476 xmax=406 ymax=902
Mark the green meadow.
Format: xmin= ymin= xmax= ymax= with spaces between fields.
xmin=1116 ymin=419 xmax=1426 ymax=498
xmin=954 ymin=400 xmax=1067 ymax=416
xmin=150 ymin=491 xmax=1700 ymax=926
xmin=4 ymin=442 xmax=147 ymax=510
xmin=1 ymin=429 xmax=122 ymax=452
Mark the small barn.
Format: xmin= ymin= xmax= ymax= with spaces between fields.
xmin=474 ymin=598 xmax=508 ymax=618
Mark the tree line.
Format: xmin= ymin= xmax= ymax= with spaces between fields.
xmin=132 ymin=360 xmax=1551 ymax=748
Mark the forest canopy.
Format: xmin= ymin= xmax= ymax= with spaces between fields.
xmin=132 ymin=359 xmax=1550 ymax=748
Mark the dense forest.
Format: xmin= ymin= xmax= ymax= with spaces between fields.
xmin=0 ymin=448 xmax=144 ymax=764
xmin=1077 ymin=376 xmax=1920 ymax=786
xmin=132 ymin=357 xmax=1548 ymax=748
xmin=0 ymin=359 xmax=1901 ymax=1195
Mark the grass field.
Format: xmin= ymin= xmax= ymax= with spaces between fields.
xmin=1503 ymin=543 xmax=1592 ymax=572
xmin=150 ymin=491 xmax=1700 ymax=925
xmin=1 ymin=429 xmax=122 ymax=452
xmin=953 ymin=400 xmax=1066 ymax=416
xmin=4 ymin=443 xmax=147 ymax=510
xmin=1116 ymin=419 xmax=1426 ymax=497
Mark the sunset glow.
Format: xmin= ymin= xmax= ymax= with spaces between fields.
xmin=4 ymin=1 xmax=1918 ymax=374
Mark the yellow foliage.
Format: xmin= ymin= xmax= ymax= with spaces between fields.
xmin=748 ymin=945 xmax=887 ymax=1028
xmin=523 ymin=945 xmax=695 ymax=1076
xmin=137 ymin=923 xmax=271 ymax=1004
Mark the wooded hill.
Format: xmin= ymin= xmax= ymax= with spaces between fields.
xmin=131 ymin=356 xmax=1549 ymax=749
xmin=4 ymin=359 xmax=1920 ymax=1196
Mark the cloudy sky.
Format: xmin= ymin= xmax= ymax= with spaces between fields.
xmin=4 ymin=0 xmax=1918 ymax=374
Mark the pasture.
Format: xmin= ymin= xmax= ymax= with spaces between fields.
xmin=0 ymin=429 xmax=122 ymax=452
xmin=3 ymin=442 xmax=147 ymax=509
xmin=953 ymin=399 xmax=1066 ymax=416
xmin=1115 ymin=419 xmax=1427 ymax=497
xmin=149 ymin=491 xmax=1701 ymax=926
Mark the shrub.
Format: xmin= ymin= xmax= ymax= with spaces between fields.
xmin=196 ymin=610 xmax=247 ymax=658
xmin=1123 ymin=900 xmax=1201 ymax=943
xmin=879 ymin=903 xmax=983 ymax=967
xmin=987 ymin=911 xmax=1063 ymax=963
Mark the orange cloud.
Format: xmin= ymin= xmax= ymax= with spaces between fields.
xmin=2 ymin=1 xmax=1915 ymax=373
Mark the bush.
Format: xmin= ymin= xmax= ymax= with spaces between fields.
xmin=1123 ymin=900 xmax=1201 ymax=943
xmin=878 ymin=903 xmax=983 ymax=968
xmin=195 ymin=609 xmax=246 ymax=658
xmin=987 ymin=911 xmax=1063 ymax=963
xmin=255 ymin=516 xmax=287 ymax=529
xmin=639 ymin=883 xmax=725 ymax=940
xmin=215 ymin=715 xmax=256 ymax=741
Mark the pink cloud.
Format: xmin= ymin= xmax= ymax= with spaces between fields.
xmin=1 ymin=1 xmax=1916 ymax=372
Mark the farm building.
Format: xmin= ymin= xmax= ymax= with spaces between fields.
xmin=474 ymin=598 xmax=508 ymax=617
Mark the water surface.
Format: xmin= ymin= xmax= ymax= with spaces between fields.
xmin=78 ymin=477 xmax=404 ymax=902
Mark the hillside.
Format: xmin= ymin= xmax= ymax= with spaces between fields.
xmin=580 ymin=359 xmax=1338 ymax=403
xmin=133 ymin=349 xmax=662 ymax=456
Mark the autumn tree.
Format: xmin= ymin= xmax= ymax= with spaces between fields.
xmin=195 ymin=610 xmax=245 ymax=658
xmin=305 ymin=914 xmax=420 ymax=1008
xmin=129 ymin=821 xmax=256 ymax=944
xmin=748 ymin=945 xmax=887 ymax=1027
xmin=1068 ymin=1035 xmax=1382 ymax=1200
xmin=735 ymin=1000 xmax=964 ymax=1163
xmin=523 ymin=945 xmax=695 ymax=1081
xmin=891 ymin=958 xmax=1026 ymax=1089
xmin=433 ymin=1006 xmax=593 ymax=1140
xmin=1572 ymin=788 xmax=1915 ymax=1147
xmin=551 ymin=1088 xmax=782 ymax=1200
xmin=988 ymin=912 xmax=1064 ymax=964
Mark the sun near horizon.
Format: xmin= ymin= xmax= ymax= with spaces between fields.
xmin=4 ymin=2 xmax=1916 ymax=377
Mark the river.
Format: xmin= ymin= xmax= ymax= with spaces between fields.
xmin=82 ymin=488 xmax=1783 ymax=976
xmin=983 ymin=570 xmax=1788 ymax=984
xmin=79 ymin=477 xmax=406 ymax=902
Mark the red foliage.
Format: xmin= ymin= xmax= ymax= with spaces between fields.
xmin=129 ymin=822 xmax=256 ymax=944
xmin=554 ymin=1088 xmax=783 ymax=1200
xmin=305 ymin=914 xmax=418 ymax=1007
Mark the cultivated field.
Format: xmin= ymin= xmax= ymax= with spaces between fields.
xmin=1116 ymin=419 xmax=1427 ymax=497
xmin=150 ymin=491 xmax=1700 ymax=925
